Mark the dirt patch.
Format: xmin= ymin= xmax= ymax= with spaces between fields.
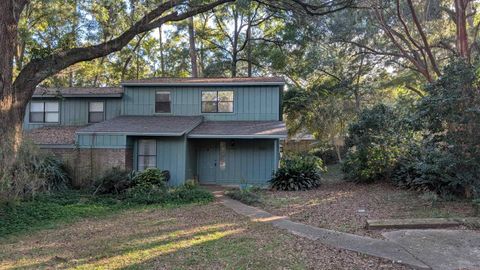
xmin=257 ymin=167 xmax=475 ymax=238
xmin=0 ymin=201 xmax=409 ymax=269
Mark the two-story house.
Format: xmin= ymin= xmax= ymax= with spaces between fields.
xmin=24 ymin=77 xmax=287 ymax=186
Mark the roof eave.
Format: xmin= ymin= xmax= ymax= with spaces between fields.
xmin=188 ymin=134 xmax=287 ymax=139
xmin=121 ymin=82 xmax=285 ymax=87
xmin=32 ymin=94 xmax=123 ymax=98
xmin=76 ymin=131 xmax=186 ymax=136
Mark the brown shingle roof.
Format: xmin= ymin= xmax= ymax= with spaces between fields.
xmin=33 ymin=87 xmax=123 ymax=97
xmin=25 ymin=126 xmax=82 ymax=145
xmin=77 ymin=115 xmax=203 ymax=135
xmin=188 ymin=121 xmax=287 ymax=138
xmin=122 ymin=77 xmax=285 ymax=86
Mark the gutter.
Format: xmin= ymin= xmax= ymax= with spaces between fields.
xmin=187 ymin=134 xmax=287 ymax=139
xmin=121 ymin=82 xmax=285 ymax=87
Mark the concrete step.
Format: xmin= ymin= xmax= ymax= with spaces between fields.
xmin=367 ymin=218 xmax=461 ymax=230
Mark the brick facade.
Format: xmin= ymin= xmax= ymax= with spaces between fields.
xmin=44 ymin=147 xmax=133 ymax=188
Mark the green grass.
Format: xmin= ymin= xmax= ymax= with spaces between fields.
xmin=0 ymin=188 xmax=213 ymax=238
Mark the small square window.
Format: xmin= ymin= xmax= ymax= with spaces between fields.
xmin=155 ymin=91 xmax=171 ymax=113
xmin=89 ymin=102 xmax=105 ymax=123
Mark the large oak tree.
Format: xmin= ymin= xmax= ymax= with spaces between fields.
xmin=0 ymin=0 xmax=233 ymax=158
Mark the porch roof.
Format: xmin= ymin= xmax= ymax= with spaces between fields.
xmin=76 ymin=115 xmax=203 ymax=136
xmin=188 ymin=121 xmax=287 ymax=139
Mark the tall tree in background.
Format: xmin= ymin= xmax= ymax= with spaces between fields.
xmin=0 ymin=0 xmax=234 ymax=173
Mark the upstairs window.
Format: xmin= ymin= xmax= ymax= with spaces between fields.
xmin=30 ymin=101 xmax=59 ymax=123
xmin=138 ymin=139 xmax=157 ymax=171
xmin=155 ymin=91 xmax=171 ymax=113
xmin=201 ymin=91 xmax=234 ymax=113
xmin=89 ymin=101 xmax=105 ymax=123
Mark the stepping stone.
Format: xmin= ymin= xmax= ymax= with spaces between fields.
xmin=367 ymin=218 xmax=460 ymax=230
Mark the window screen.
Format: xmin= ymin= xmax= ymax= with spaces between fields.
xmin=201 ymin=91 xmax=234 ymax=113
xmin=155 ymin=91 xmax=171 ymax=113
xmin=138 ymin=139 xmax=157 ymax=171
xmin=89 ymin=101 xmax=105 ymax=123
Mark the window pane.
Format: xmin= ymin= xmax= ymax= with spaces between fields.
xmin=155 ymin=102 xmax=171 ymax=113
xmin=138 ymin=156 xmax=156 ymax=171
xmin=45 ymin=102 xmax=59 ymax=112
xmin=30 ymin=102 xmax=44 ymax=112
xmin=155 ymin=92 xmax=170 ymax=102
xmin=202 ymin=101 xmax=217 ymax=112
xmin=155 ymin=92 xmax=171 ymax=113
xmin=202 ymin=91 xmax=217 ymax=102
xmin=89 ymin=102 xmax=104 ymax=112
xmin=89 ymin=112 xmax=104 ymax=123
xmin=30 ymin=112 xmax=44 ymax=122
xmin=218 ymin=91 xmax=233 ymax=101
xmin=45 ymin=112 xmax=59 ymax=122
xmin=218 ymin=101 xmax=233 ymax=112
xmin=138 ymin=139 xmax=156 ymax=155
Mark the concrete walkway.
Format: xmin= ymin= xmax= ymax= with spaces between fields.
xmin=218 ymin=192 xmax=480 ymax=270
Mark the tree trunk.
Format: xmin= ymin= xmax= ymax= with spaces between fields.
xmin=246 ymin=14 xmax=252 ymax=77
xmin=188 ymin=16 xmax=198 ymax=77
xmin=454 ymin=0 xmax=469 ymax=59
xmin=158 ymin=26 xmax=166 ymax=76
xmin=0 ymin=0 xmax=27 ymax=163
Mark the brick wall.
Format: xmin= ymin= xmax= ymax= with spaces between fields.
xmin=44 ymin=147 xmax=133 ymax=188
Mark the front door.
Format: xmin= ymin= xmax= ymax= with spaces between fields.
xmin=197 ymin=141 xmax=218 ymax=184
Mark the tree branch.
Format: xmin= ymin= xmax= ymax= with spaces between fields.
xmin=13 ymin=0 xmax=233 ymax=103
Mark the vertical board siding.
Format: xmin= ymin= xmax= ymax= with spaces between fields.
xmin=154 ymin=136 xmax=186 ymax=186
xmin=195 ymin=139 xmax=276 ymax=185
xmin=122 ymin=86 xmax=280 ymax=121
xmin=77 ymin=133 xmax=127 ymax=148
xmin=23 ymin=98 xmax=122 ymax=130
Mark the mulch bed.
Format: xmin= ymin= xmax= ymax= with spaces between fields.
xmin=257 ymin=181 xmax=475 ymax=238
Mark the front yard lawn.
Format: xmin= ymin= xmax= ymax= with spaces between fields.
xmin=255 ymin=165 xmax=476 ymax=236
xmin=0 ymin=200 xmax=409 ymax=269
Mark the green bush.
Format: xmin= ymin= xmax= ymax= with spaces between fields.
xmin=124 ymin=184 xmax=168 ymax=204
xmin=390 ymin=61 xmax=480 ymax=198
xmin=168 ymin=185 xmax=214 ymax=204
xmin=270 ymin=154 xmax=324 ymax=191
xmin=342 ymin=104 xmax=417 ymax=183
xmin=133 ymin=168 xmax=168 ymax=187
xmin=35 ymin=154 xmax=71 ymax=191
xmin=94 ymin=167 xmax=135 ymax=195
xmin=225 ymin=189 xmax=262 ymax=205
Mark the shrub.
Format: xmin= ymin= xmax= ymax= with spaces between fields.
xmin=168 ymin=185 xmax=214 ymax=204
xmin=35 ymin=154 xmax=71 ymax=191
xmin=390 ymin=61 xmax=480 ymax=198
xmin=133 ymin=168 xmax=168 ymax=187
xmin=270 ymin=154 xmax=324 ymax=191
xmin=225 ymin=188 xmax=262 ymax=205
xmin=124 ymin=184 xmax=168 ymax=204
xmin=342 ymin=104 xmax=418 ymax=183
xmin=94 ymin=167 xmax=135 ymax=195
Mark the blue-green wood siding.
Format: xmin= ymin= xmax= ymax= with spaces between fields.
xmin=23 ymin=98 xmax=122 ymax=130
xmin=195 ymin=139 xmax=277 ymax=185
xmin=77 ymin=133 xmax=127 ymax=148
xmin=132 ymin=136 xmax=187 ymax=186
xmin=122 ymin=86 xmax=280 ymax=120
